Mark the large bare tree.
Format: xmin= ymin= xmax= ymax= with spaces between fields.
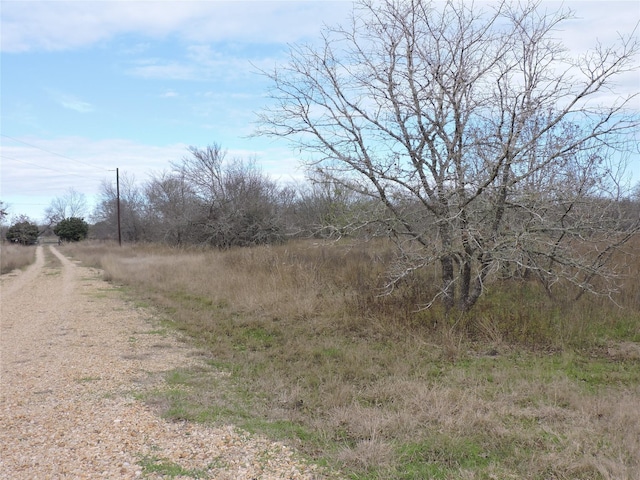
xmin=257 ymin=0 xmax=640 ymax=311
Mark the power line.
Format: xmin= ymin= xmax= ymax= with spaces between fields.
xmin=0 ymin=134 xmax=111 ymax=172
xmin=0 ymin=154 xmax=106 ymax=181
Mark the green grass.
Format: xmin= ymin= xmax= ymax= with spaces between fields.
xmin=137 ymin=455 xmax=209 ymax=478
xmin=395 ymin=436 xmax=493 ymax=479
xmin=558 ymin=354 xmax=640 ymax=390
xmin=65 ymin=239 xmax=640 ymax=479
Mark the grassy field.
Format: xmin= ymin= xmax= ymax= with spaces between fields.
xmin=0 ymin=243 xmax=37 ymax=275
xmin=65 ymin=238 xmax=640 ymax=479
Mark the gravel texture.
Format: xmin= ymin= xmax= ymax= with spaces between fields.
xmin=0 ymin=245 xmax=329 ymax=479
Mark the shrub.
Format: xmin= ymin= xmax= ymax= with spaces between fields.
xmin=54 ymin=217 xmax=89 ymax=242
xmin=6 ymin=220 xmax=39 ymax=245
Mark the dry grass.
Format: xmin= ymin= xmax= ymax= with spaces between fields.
xmin=0 ymin=243 xmax=36 ymax=275
xmin=65 ymin=238 xmax=640 ymax=479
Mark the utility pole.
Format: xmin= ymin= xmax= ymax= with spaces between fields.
xmin=116 ymin=168 xmax=122 ymax=246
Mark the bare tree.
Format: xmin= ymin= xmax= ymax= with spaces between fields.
xmin=144 ymin=171 xmax=199 ymax=245
xmin=634 ymin=182 xmax=640 ymax=202
xmin=93 ymin=173 xmax=146 ymax=242
xmin=171 ymin=145 xmax=287 ymax=248
xmin=257 ymin=0 xmax=640 ymax=311
xmin=0 ymin=201 xmax=8 ymax=224
xmin=172 ymin=144 xmax=227 ymax=210
xmin=291 ymin=178 xmax=376 ymax=238
xmin=45 ymin=188 xmax=88 ymax=224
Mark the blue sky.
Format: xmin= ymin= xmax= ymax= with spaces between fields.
xmin=1 ymin=1 xmax=639 ymax=222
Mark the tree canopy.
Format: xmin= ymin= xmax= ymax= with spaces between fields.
xmin=6 ymin=219 xmax=39 ymax=245
xmin=257 ymin=0 xmax=640 ymax=311
xmin=54 ymin=217 xmax=89 ymax=242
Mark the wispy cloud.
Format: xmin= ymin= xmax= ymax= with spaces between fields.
xmin=46 ymin=90 xmax=94 ymax=113
xmin=127 ymin=60 xmax=197 ymax=81
xmin=125 ymin=44 xmax=259 ymax=82
xmin=59 ymin=97 xmax=94 ymax=113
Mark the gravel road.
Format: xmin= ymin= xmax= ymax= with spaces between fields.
xmin=0 ymin=245 xmax=327 ymax=479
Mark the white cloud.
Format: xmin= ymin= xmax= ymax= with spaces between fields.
xmin=1 ymin=1 xmax=354 ymax=53
xmin=0 ymin=135 xmax=305 ymax=220
xmin=560 ymin=1 xmax=639 ymax=51
xmin=0 ymin=136 xmax=187 ymax=198
xmin=2 ymin=1 xmax=636 ymax=57
xmin=125 ymin=43 xmax=264 ymax=82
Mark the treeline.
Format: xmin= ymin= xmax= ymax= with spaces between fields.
xmin=90 ymin=144 xmax=364 ymax=247
xmin=88 ymin=144 xmax=640 ymax=256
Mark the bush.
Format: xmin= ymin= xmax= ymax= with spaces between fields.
xmin=6 ymin=220 xmax=39 ymax=245
xmin=54 ymin=217 xmax=89 ymax=242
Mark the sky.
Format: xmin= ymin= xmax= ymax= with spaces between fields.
xmin=1 ymin=0 xmax=639 ymax=223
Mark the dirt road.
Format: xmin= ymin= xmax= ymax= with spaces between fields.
xmin=0 ymin=245 xmax=323 ymax=479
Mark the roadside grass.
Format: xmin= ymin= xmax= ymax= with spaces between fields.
xmin=137 ymin=454 xmax=209 ymax=478
xmin=0 ymin=243 xmax=36 ymax=274
xmin=65 ymin=238 xmax=640 ymax=479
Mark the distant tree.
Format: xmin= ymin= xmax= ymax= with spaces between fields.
xmin=6 ymin=218 xmax=39 ymax=245
xmin=54 ymin=217 xmax=89 ymax=242
xmin=291 ymin=178 xmax=373 ymax=238
xmin=143 ymin=171 xmax=200 ymax=245
xmin=257 ymin=0 xmax=640 ymax=311
xmin=93 ymin=172 xmax=146 ymax=242
xmin=0 ymin=201 xmax=8 ymax=223
xmin=45 ymin=188 xmax=88 ymax=224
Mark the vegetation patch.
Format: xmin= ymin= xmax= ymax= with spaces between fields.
xmin=67 ymin=239 xmax=640 ymax=479
xmin=137 ymin=455 xmax=208 ymax=479
xmin=0 ymin=244 xmax=36 ymax=274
